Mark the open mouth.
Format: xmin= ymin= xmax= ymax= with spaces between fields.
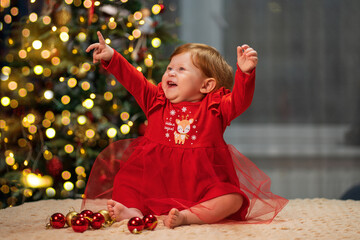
xmin=167 ymin=81 xmax=177 ymax=87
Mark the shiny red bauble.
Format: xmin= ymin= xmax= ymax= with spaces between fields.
xmin=80 ymin=209 xmax=94 ymax=219
xmin=71 ymin=215 xmax=89 ymax=233
xmin=50 ymin=213 xmax=66 ymax=229
xmin=127 ymin=217 xmax=144 ymax=234
xmin=91 ymin=212 xmax=105 ymax=229
xmin=143 ymin=214 xmax=158 ymax=230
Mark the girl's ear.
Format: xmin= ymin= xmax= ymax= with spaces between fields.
xmin=200 ymin=78 xmax=216 ymax=94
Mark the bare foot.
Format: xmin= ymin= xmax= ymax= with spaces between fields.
xmin=107 ymin=200 xmax=143 ymax=221
xmin=164 ymin=208 xmax=186 ymax=228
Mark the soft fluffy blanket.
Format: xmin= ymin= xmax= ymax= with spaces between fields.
xmin=0 ymin=198 xmax=359 ymax=240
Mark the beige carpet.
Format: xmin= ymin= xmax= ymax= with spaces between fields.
xmin=0 ymin=198 xmax=359 ymax=240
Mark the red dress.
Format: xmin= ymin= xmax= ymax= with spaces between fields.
xmin=82 ymin=51 xmax=288 ymax=223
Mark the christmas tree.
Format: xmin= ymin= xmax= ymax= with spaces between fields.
xmin=0 ymin=0 xmax=178 ymax=208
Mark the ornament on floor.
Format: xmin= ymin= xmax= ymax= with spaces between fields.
xmin=49 ymin=213 xmax=66 ymax=229
xmin=127 ymin=217 xmax=145 ymax=234
xmin=46 ymin=209 xmax=113 ymax=232
xmin=143 ymin=214 xmax=158 ymax=230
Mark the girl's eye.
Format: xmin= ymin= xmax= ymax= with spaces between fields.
xmin=167 ymin=67 xmax=172 ymax=71
xmin=179 ymin=67 xmax=185 ymax=71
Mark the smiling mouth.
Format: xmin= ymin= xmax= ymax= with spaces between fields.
xmin=167 ymin=81 xmax=177 ymax=87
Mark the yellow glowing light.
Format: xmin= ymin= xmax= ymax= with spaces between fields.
xmin=61 ymin=95 xmax=70 ymax=105
xmin=1 ymin=0 xmax=10 ymax=8
xmin=46 ymin=128 xmax=56 ymax=138
xmin=152 ymin=4 xmax=161 ymax=15
xmin=23 ymin=189 xmax=33 ymax=198
xmin=126 ymin=22 xmax=133 ymax=28
xmin=90 ymin=93 xmax=96 ymax=99
xmin=19 ymin=88 xmax=27 ymax=97
xmin=64 ymin=181 xmax=74 ymax=191
xmin=151 ymin=38 xmax=161 ymax=48
xmin=104 ymin=92 xmax=113 ymax=101
xmin=23 ymin=173 xmax=53 ymax=188
xmin=34 ymin=65 xmax=43 ymax=75
xmin=120 ymin=112 xmax=130 ymax=121
xmin=23 ymin=67 xmax=31 ymax=76
xmin=22 ymin=28 xmax=30 ymax=37
xmin=132 ymin=29 xmax=141 ymax=38
xmin=77 ymin=32 xmax=87 ymax=42
xmin=43 ymin=68 xmax=51 ymax=77
xmin=120 ymin=124 xmax=131 ymax=135
xmin=82 ymin=62 xmax=91 ymax=71
xmin=42 ymin=119 xmax=51 ymax=128
xmin=42 ymin=16 xmax=51 ymax=25
xmin=128 ymin=121 xmax=134 ymax=127
xmin=52 ymin=26 xmax=57 ymax=31
xmin=77 ymin=115 xmax=87 ymax=125
xmin=134 ymin=11 xmax=143 ymax=20
xmin=10 ymin=99 xmax=18 ymax=109
xmin=121 ymin=0 xmax=128 ymax=3
xmin=10 ymin=7 xmax=18 ymax=16
xmin=76 ymin=180 xmax=85 ymax=189
xmin=105 ymin=38 xmax=111 ymax=44
xmin=46 ymin=187 xmax=56 ymax=197
xmin=4 ymin=14 xmax=12 ymax=24
xmin=81 ymin=81 xmax=90 ymax=91
xmin=85 ymin=129 xmax=95 ymax=138
xmin=60 ymin=32 xmax=69 ymax=42
xmin=67 ymin=130 xmax=73 ymax=135
xmin=107 ymin=128 xmax=117 ymax=138
xmin=29 ymin=13 xmax=38 ymax=22
xmin=83 ymin=0 xmax=92 ymax=8
xmin=136 ymin=66 xmax=143 ymax=72
xmin=43 ymin=150 xmax=53 ymax=160
xmin=128 ymin=35 xmax=134 ymax=41
xmin=19 ymin=49 xmax=27 ymax=59
xmin=6 ymin=156 xmax=15 ymax=166
xmin=111 ymin=79 xmax=116 ymax=86
xmin=41 ymin=50 xmax=50 ymax=59
xmin=80 ymin=148 xmax=85 ymax=154
xmin=1 ymin=97 xmax=11 ymax=106
xmin=59 ymin=77 xmax=65 ymax=82
xmin=1 ymin=185 xmax=10 ymax=194
xmin=144 ymin=57 xmax=153 ymax=67
xmin=44 ymin=90 xmax=54 ymax=100
xmin=64 ymin=144 xmax=74 ymax=154
xmin=27 ymin=114 xmax=35 ymax=124
xmin=65 ymin=0 xmax=73 ymax=4
xmin=61 ymin=116 xmax=70 ymax=125
xmin=108 ymin=21 xmax=117 ymax=29
xmin=51 ymin=57 xmax=60 ymax=66
xmin=75 ymin=166 xmax=85 ymax=175
xmin=45 ymin=111 xmax=55 ymax=121
xmin=68 ymin=78 xmax=77 ymax=88
xmin=8 ymin=81 xmax=17 ymax=90
xmin=82 ymin=99 xmax=94 ymax=109
xmin=28 ymin=125 xmax=37 ymax=134
xmin=62 ymin=171 xmax=71 ymax=180
xmin=0 ymin=120 xmax=6 ymax=128
xmin=2 ymin=66 xmax=11 ymax=76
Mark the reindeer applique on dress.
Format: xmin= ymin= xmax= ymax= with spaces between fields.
xmin=174 ymin=116 xmax=194 ymax=144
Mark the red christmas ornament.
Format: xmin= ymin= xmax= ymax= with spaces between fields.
xmin=127 ymin=217 xmax=144 ymax=234
xmin=91 ymin=212 xmax=105 ymax=229
xmin=143 ymin=214 xmax=158 ymax=230
xmin=81 ymin=209 xmax=94 ymax=220
xmin=71 ymin=215 xmax=89 ymax=233
xmin=50 ymin=213 xmax=66 ymax=229
xmin=159 ymin=4 xmax=165 ymax=13
xmin=46 ymin=156 xmax=63 ymax=177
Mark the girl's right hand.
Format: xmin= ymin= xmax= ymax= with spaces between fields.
xmin=86 ymin=31 xmax=114 ymax=63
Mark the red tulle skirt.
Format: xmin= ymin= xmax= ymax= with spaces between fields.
xmin=82 ymin=137 xmax=288 ymax=223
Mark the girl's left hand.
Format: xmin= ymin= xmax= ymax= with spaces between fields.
xmin=237 ymin=45 xmax=258 ymax=74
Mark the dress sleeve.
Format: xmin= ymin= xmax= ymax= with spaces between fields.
xmin=220 ymin=65 xmax=255 ymax=126
xmin=101 ymin=49 xmax=158 ymax=116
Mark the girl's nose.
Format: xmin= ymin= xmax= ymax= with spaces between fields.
xmin=168 ymin=69 xmax=176 ymax=76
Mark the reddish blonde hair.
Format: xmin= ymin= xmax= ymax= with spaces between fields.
xmin=170 ymin=43 xmax=234 ymax=90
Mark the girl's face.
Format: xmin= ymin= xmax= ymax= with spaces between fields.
xmin=162 ymin=52 xmax=207 ymax=104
